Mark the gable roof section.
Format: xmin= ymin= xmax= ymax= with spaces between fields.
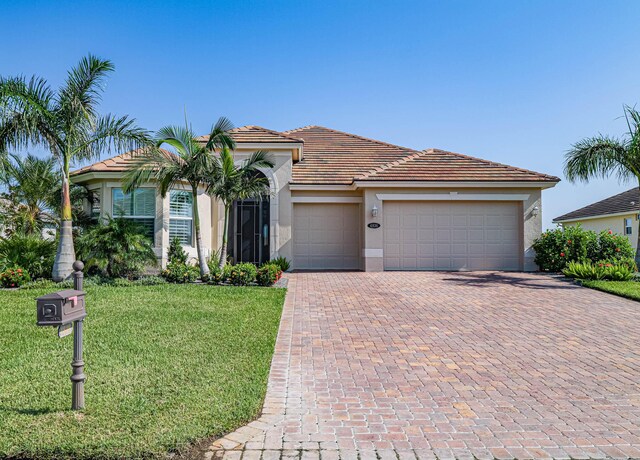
xmin=285 ymin=125 xmax=418 ymax=185
xmin=197 ymin=125 xmax=303 ymax=144
xmin=554 ymin=188 xmax=640 ymax=222
xmin=355 ymin=148 xmax=559 ymax=183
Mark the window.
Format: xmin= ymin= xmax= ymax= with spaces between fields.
xmin=112 ymin=188 xmax=156 ymax=240
xmin=625 ymin=218 xmax=633 ymax=235
xmin=170 ymin=190 xmax=193 ymax=245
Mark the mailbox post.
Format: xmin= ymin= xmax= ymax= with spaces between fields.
xmin=35 ymin=260 xmax=87 ymax=410
xmin=71 ymin=260 xmax=85 ymax=410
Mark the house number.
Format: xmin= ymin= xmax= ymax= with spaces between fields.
xmin=368 ymin=222 xmax=381 ymax=229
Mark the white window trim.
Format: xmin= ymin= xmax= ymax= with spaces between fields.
xmin=169 ymin=190 xmax=194 ymax=247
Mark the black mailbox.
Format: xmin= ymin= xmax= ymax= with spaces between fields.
xmin=36 ymin=289 xmax=86 ymax=326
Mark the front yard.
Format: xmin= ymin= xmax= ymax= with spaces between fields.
xmin=581 ymin=279 xmax=640 ymax=301
xmin=0 ymin=284 xmax=285 ymax=459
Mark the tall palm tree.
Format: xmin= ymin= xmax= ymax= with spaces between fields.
xmin=124 ymin=117 xmax=236 ymax=279
xmin=0 ymin=54 xmax=150 ymax=280
xmin=206 ymin=147 xmax=274 ymax=268
xmin=564 ymin=105 xmax=640 ymax=263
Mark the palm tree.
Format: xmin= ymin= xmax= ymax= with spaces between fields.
xmin=0 ymin=153 xmax=58 ymax=235
xmin=0 ymin=55 xmax=150 ymax=280
xmin=206 ymin=147 xmax=274 ymax=268
xmin=564 ymin=105 xmax=640 ymax=263
xmin=124 ymin=117 xmax=236 ymax=279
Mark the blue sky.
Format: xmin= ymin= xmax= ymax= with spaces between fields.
xmin=2 ymin=0 xmax=640 ymax=228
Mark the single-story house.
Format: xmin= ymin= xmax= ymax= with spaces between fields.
xmin=72 ymin=125 xmax=559 ymax=271
xmin=553 ymin=187 xmax=639 ymax=248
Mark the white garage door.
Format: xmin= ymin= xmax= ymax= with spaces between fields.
xmin=384 ymin=201 xmax=521 ymax=271
xmin=293 ymin=203 xmax=361 ymax=270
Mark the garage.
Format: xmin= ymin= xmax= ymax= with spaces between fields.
xmin=383 ymin=201 xmax=522 ymax=271
xmin=293 ymin=203 xmax=361 ymax=270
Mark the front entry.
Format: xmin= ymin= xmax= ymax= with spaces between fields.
xmin=228 ymin=198 xmax=270 ymax=265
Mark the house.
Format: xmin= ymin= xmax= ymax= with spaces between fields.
xmin=71 ymin=125 xmax=559 ymax=271
xmin=553 ymin=188 xmax=639 ymax=248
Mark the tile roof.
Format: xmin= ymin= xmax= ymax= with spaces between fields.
xmin=197 ymin=125 xmax=303 ymax=144
xmin=355 ymin=148 xmax=560 ymax=183
xmin=71 ymin=124 xmax=558 ymax=186
xmin=554 ymin=187 xmax=640 ymax=222
xmin=285 ymin=125 xmax=419 ymax=185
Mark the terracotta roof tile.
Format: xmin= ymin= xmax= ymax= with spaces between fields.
xmin=71 ymin=124 xmax=558 ymax=186
xmin=286 ymin=126 xmax=417 ymax=185
xmin=554 ymin=188 xmax=640 ymax=222
xmin=197 ymin=125 xmax=302 ymax=144
xmin=355 ymin=148 xmax=559 ymax=183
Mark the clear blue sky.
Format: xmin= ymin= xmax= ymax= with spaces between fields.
xmin=2 ymin=0 xmax=640 ymax=228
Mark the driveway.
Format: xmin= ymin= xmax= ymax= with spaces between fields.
xmin=207 ymin=272 xmax=640 ymax=460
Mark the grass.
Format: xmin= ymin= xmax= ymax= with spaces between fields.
xmin=0 ymin=284 xmax=286 ymax=459
xmin=580 ymin=279 xmax=640 ymax=301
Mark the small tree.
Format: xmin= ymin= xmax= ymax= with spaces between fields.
xmin=206 ymin=148 xmax=274 ymax=268
xmin=124 ymin=117 xmax=235 ymax=279
xmin=168 ymin=236 xmax=188 ymax=265
xmin=564 ymin=105 xmax=640 ymax=264
xmin=0 ymin=55 xmax=151 ymax=280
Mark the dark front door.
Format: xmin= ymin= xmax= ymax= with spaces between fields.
xmin=228 ymin=198 xmax=270 ymax=265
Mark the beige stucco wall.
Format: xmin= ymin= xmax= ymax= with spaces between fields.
xmin=561 ymin=214 xmax=636 ymax=249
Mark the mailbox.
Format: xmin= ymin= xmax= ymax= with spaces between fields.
xmin=36 ymin=289 xmax=86 ymax=326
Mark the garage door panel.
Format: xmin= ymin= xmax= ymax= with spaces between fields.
xmin=293 ymin=203 xmax=361 ymax=270
xmin=384 ymin=201 xmax=521 ymax=271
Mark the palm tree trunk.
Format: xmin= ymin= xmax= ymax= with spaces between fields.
xmin=219 ymin=204 xmax=231 ymax=269
xmin=192 ymin=187 xmax=210 ymax=279
xmin=52 ymin=171 xmax=75 ymax=281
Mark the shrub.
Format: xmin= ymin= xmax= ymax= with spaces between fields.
xmin=208 ymin=264 xmax=225 ymax=285
xmin=0 ymin=234 xmax=55 ymax=279
xmin=227 ymin=263 xmax=257 ymax=286
xmin=256 ymin=264 xmax=282 ymax=286
xmin=161 ymin=262 xmax=199 ymax=283
xmin=168 ymin=237 xmax=188 ymax=265
xmin=76 ymin=217 xmax=157 ymax=279
xmin=270 ymin=256 xmax=291 ymax=272
xmin=133 ymin=275 xmax=168 ymax=286
xmin=534 ymin=225 xmax=635 ymax=272
xmin=563 ymin=259 xmax=636 ymax=281
xmin=108 ymin=278 xmax=134 ymax=287
xmin=0 ymin=267 xmax=31 ymax=288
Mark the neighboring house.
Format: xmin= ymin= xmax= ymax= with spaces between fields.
xmin=553 ymin=188 xmax=639 ymax=248
xmin=71 ymin=125 xmax=559 ymax=271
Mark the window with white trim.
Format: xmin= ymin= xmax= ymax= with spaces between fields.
xmin=624 ymin=218 xmax=633 ymax=235
xmin=112 ymin=188 xmax=156 ymax=240
xmin=169 ymin=190 xmax=193 ymax=245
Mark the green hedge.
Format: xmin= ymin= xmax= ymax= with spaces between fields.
xmin=533 ymin=225 xmax=635 ymax=272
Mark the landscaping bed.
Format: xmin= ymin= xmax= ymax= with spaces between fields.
xmin=0 ymin=284 xmax=286 ymax=459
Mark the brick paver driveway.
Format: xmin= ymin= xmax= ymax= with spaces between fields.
xmin=207 ymin=272 xmax=640 ymax=460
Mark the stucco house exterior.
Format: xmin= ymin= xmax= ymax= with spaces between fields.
xmin=553 ymin=188 xmax=640 ymax=249
xmin=71 ymin=125 xmax=559 ymax=271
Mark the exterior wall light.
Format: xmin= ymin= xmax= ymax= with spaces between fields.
xmin=371 ymin=205 xmax=379 ymax=217
xmin=531 ymin=206 xmax=539 ymax=217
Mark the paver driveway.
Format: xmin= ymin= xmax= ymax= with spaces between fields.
xmin=206 ymin=272 xmax=640 ymax=460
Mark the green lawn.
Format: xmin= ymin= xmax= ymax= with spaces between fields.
xmin=580 ymin=279 xmax=640 ymax=301
xmin=0 ymin=284 xmax=285 ymax=459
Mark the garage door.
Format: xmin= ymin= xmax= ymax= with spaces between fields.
xmin=384 ymin=201 xmax=521 ymax=271
xmin=293 ymin=203 xmax=361 ymax=270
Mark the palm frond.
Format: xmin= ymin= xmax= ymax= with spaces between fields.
xmin=564 ymin=135 xmax=634 ymax=183
xmin=241 ymin=150 xmax=275 ymax=171
xmin=204 ymin=116 xmax=236 ymax=152
xmin=58 ymin=54 xmax=115 ymax=124
xmin=74 ymin=114 xmax=151 ymax=162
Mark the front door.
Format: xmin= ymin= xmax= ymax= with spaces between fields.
xmin=228 ymin=198 xmax=270 ymax=265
